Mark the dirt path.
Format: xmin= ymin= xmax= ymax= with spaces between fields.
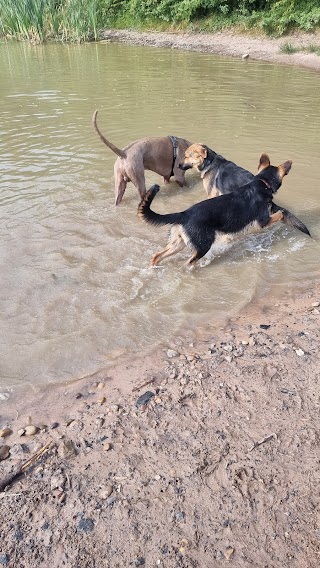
xmin=102 ymin=28 xmax=320 ymax=72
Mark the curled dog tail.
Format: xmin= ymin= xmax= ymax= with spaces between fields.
xmin=138 ymin=185 xmax=184 ymax=227
xmin=92 ymin=110 xmax=126 ymax=158
xmin=281 ymin=207 xmax=311 ymax=237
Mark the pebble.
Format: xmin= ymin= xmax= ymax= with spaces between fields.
xmin=175 ymin=511 xmax=185 ymax=522
xmin=311 ymin=301 xmax=320 ymax=307
xmin=0 ymin=554 xmax=9 ymax=566
xmin=50 ymin=471 xmax=67 ymax=490
xmin=50 ymin=422 xmax=59 ymax=430
xmin=99 ymin=484 xmax=113 ymax=499
xmin=242 ymin=53 xmax=249 ymax=59
xmin=134 ymin=558 xmax=145 ymax=567
xmin=0 ymin=445 xmax=10 ymax=461
xmin=167 ymin=349 xmax=179 ymax=358
xmin=97 ymin=382 xmax=105 ymax=390
xmin=106 ymin=495 xmax=117 ymax=506
xmin=57 ymin=440 xmax=77 ymax=459
xmin=18 ymin=428 xmax=26 ymax=436
xmin=0 ymin=428 xmax=12 ymax=438
xmin=224 ymin=355 xmax=232 ymax=363
xmin=104 ymin=442 xmax=112 ymax=451
xmin=136 ymin=391 xmax=155 ymax=408
xmin=77 ymin=516 xmax=94 ymax=533
xmin=24 ymin=425 xmax=39 ymax=436
xmin=110 ymin=404 xmax=119 ymax=412
xmin=295 ymin=348 xmax=305 ymax=357
xmin=97 ymin=396 xmax=106 ymax=405
xmin=224 ymin=547 xmax=235 ymax=560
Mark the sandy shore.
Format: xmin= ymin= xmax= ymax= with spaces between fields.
xmin=101 ymin=28 xmax=320 ymax=72
xmin=1 ymin=29 xmax=320 ymax=568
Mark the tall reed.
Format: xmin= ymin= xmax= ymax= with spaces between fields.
xmin=0 ymin=0 xmax=99 ymax=43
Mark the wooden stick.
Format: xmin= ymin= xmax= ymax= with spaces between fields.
xmin=0 ymin=441 xmax=53 ymax=493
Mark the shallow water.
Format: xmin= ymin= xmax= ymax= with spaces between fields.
xmin=0 ymin=40 xmax=319 ymax=394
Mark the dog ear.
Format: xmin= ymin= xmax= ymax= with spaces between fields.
xmin=198 ymin=145 xmax=207 ymax=159
xmin=258 ymin=153 xmax=270 ymax=172
xmin=278 ymin=160 xmax=292 ymax=178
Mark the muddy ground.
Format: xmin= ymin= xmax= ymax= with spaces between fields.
xmin=1 ymin=29 xmax=320 ymax=568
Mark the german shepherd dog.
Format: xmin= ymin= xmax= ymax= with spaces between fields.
xmin=138 ymin=154 xmax=292 ymax=267
xmin=179 ymin=143 xmax=310 ymax=237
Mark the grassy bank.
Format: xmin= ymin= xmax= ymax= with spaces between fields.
xmin=0 ymin=0 xmax=319 ymax=43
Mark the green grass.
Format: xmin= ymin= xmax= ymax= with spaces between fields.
xmin=280 ymin=42 xmax=300 ymax=54
xmin=279 ymin=41 xmax=320 ymax=56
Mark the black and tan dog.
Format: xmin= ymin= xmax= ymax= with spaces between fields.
xmin=179 ymin=143 xmax=310 ymax=237
xmin=138 ymin=154 xmax=292 ymax=267
xmin=93 ymin=110 xmax=191 ymax=205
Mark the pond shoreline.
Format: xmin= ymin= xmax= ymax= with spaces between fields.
xmin=101 ymin=28 xmax=320 ymax=72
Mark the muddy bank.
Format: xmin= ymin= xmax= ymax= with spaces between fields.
xmin=1 ymin=283 xmax=320 ymax=567
xmin=101 ymin=28 xmax=320 ymax=72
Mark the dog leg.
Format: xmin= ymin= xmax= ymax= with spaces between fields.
xmin=150 ymin=231 xmax=186 ymax=266
xmin=115 ymin=176 xmax=127 ymax=206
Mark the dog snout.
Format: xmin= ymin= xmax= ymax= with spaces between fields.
xmin=179 ymin=162 xmax=193 ymax=171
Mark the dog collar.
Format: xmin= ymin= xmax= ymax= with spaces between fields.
xmin=260 ymin=178 xmax=271 ymax=189
xmin=168 ymin=135 xmax=178 ymax=177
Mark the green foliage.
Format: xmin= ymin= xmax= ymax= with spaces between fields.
xmin=0 ymin=0 xmax=319 ymax=42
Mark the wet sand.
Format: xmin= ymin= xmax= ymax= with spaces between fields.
xmin=1 ymin=29 xmax=320 ymax=568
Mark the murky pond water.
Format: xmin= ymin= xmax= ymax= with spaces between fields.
xmin=0 ymin=40 xmax=319 ymax=394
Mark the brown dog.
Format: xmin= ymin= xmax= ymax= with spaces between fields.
xmin=93 ymin=111 xmax=192 ymax=205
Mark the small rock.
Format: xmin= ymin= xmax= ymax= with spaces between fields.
xmin=134 ymin=558 xmax=145 ymax=566
xmin=97 ymin=382 xmax=105 ymax=390
xmin=77 ymin=516 xmax=94 ymax=533
xmin=0 ymin=554 xmax=9 ymax=566
xmin=167 ymin=349 xmax=179 ymax=358
xmin=242 ymin=53 xmax=249 ymax=59
xmin=136 ymin=391 xmax=155 ymax=408
xmin=57 ymin=439 xmax=77 ymax=459
xmin=75 ymin=393 xmax=82 ymax=399
xmin=260 ymin=324 xmax=270 ymax=330
xmin=18 ymin=428 xmax=26 ymax=436
xmin=0 ymin=445 xmax=10 ymax=461
xmin=99 ymin=484 xmax=113 ymax=499
xmin=224 ymin=355 xmax=232 ymax=363
xmin=50 ymin=471 xmax=67 ymax=491
xmin=50 ymin=422 xmax=59 ymax=430
xmin=104 ymin=442 xmax=112 ymax=451
xmin=154 ymin=474 xmax=161 ymax=481
xmin=175 ymin=511 xmax=185 ymax=522
xmin=224 ymin=547 xmax=235 ymax=560
xmin=249 ymin=337 xmax=256 ymax=346
xmin=110 ymin=404 xmax=119 ymax=412
xmin=311 ymin=301 xmax=320 ymax=307
xmin=295 ymin=348 xmax=305 ymax=357
xmin=106 ymin=495 xmax=117 ymax=506
xmin=97 ymin=396 xmax=106 ymax=405
xmin=24 ymin=425 xmax=39 ymax=436
xmin=0 ymin=428 xmax=12 ymax=438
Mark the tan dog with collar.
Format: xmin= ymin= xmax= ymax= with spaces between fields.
xmin=93 ymin=111 xmax=191 ymax=205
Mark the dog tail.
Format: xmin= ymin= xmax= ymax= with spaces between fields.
xmin=138 ymin=185 xmax=184 ymax=227
xmin=281 ymin=207 xmax=311 ymax=237
xmin=92 ymin=110 xmax=126 ymax=158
